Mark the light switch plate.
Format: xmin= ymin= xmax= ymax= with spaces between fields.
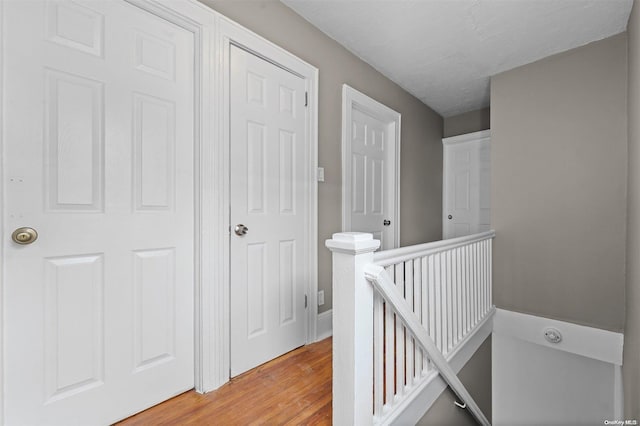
xmin=317 ymin=167 xmax=325 ymax=182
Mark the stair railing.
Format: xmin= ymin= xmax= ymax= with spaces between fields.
xmin=326 ymin=231 xmax=495 ymax=426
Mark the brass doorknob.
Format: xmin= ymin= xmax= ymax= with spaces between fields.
xmin=12 ymin=227 xmax=38 ymax=245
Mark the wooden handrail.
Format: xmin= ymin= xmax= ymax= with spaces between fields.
xmin=373 ymin=230 xmax=495 ymax=267
xmin=364 ymin=263 xmax=492 ymax=426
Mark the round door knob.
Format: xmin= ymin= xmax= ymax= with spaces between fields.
xmin=448 ymin=215 xmax=453 ymax=220
xmin=234 ymin=224 xmax=248 ymax=236
xmin=12 ymin=227 xmax=38 ymax=245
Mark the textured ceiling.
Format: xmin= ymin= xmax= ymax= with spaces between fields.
xmin=281 ymin=0 xmax=633 ymax=117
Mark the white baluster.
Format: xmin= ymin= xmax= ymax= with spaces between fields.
xmin=453 ymin=248 xmax=460 ymax=346
xmin=478 ymin=241 xmax=484 ymax=317
xmin=489 ymin=239 xmax=493 ymax=311
xmin=483 ymin=242 xmax=487 ymax=316
xmin=480 ymin=242 xmax=485 ymax=324
xmin=475 ymin=242 xmax=481 ymax=325
xmin=373 ymin=293 xmax=384 ymax=417
xmin=455 ymin=248 xmax=463 ymax=344
xmin=405 ymin=260 xmax=414 ymax=387
xmin=462 ymin=245 xmax=468 ymax=335
xmin=422 ymin=256 xmax=430 ymax=375
xmin=395 ymin=322 xmax=405 ymax=397
xmin=414 ymin=258 xmax=422 ymax=380
xmin=385 ymin=302 xmax=394 ymax=407
xmin=467 ymin=244 xmax=473 ymax=331
xmin=483 ymin=240 xmax=488 ymax=315
xmin=445 ymin=250 xmax=453 ymax=354
xmin=433 ymin=253 xmax=442 ymax=352
xmin=469 ymin=244 xmax=478 ymax=328
xmin=394 ymin=263 xmax=405 ymax=396
xmin=427 ymin=255 xmax=435 ymax=346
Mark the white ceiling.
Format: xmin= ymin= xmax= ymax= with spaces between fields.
xmin=281 ymin=0 xmax=633 ymax=117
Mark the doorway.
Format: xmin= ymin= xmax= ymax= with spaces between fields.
xmin=442 ymin=130 xmax=491 ymax=239
xmin=228 ymin=44 xmax=310 ymax=376
xmin=341 ymin=85 xmax=401 ymax=250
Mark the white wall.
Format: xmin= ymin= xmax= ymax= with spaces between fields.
xmin=492 ymin=309 xmax=623 ymax=425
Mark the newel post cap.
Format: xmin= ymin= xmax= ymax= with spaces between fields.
xmin=325 ymin=232 xmax=380 ymax=255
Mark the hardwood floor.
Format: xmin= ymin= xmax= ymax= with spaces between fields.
xmin=117 ymin=338 xmax=332 ymax=425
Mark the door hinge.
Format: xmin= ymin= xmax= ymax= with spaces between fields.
xmin=305 ymin=294 xmax=308 ymax=308
xmin=305 ymin=92 xmax=308 ymax=107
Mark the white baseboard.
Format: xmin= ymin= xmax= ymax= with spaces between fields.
xmin=316 ymin=309 xmax=332 ymax=341
xmin=492 ymin=308 xmax=624 ymax=365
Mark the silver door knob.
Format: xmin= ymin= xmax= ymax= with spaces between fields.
xmin=448 ymin=215 xmax=453 ymax=220
xmin=12 ymin=227 xmax=38 ymax=245
xmin=234 ymin=224 xmax=248 ymax=236
xmin=383 ymin=220 xmax=391 ymax=226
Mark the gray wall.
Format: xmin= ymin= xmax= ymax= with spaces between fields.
xmin=443 ymin=107 xmax=490 ymax=138
xmin=491 ymin=34 xmax=628 ymax=332
xmin=200 ymin=0 xmax=444 ymax=313
xmin=418 ymin=336 xmax=492 ymax=425
xmin=626 ymin=0 xmax=640 ymax=418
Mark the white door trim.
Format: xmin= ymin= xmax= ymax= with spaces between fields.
xmin=341 ymin=85 xmax=401 ymax=248
xmin=213 ymin=15 xmax=319 ymax=389
xmin=0 ymin=0 xmax=5 ymax=419
xmin=442 ymin=129 xmax=491 ymax=146
xmin=118 ymin=0 xmax=220 ymax=397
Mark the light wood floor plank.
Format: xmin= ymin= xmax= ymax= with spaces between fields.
xmin=117 ymin=338 xmax=332 ymax=425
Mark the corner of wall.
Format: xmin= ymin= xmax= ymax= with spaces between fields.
xmin=625 ymin=0 xmax=640 ymax=418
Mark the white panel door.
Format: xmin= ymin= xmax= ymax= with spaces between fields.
xmin=348 ymin=108 xmax=397 ymax=250
xmin=443 ymin=133 xmax=491 ymax=239
xmin=229 ymin=45 xmax=307 ymax=377
xmin=3 ymin=1 xmax=195 ymax=424
xmin=342 ymin=86 xmax=400 ymax=251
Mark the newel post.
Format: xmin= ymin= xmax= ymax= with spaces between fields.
xmin=325 ymin=232 xmax=380 ymax=426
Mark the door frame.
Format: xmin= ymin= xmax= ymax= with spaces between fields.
xmin=442 ymin=129 xmax=491 ymax=239
xmin=215 ymin=16 xmax=319 ymax=387
xmin=1 ymin=0 xmax=5 ymax=417
xmin=341 ymin=84 xmax=401 ymax=248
